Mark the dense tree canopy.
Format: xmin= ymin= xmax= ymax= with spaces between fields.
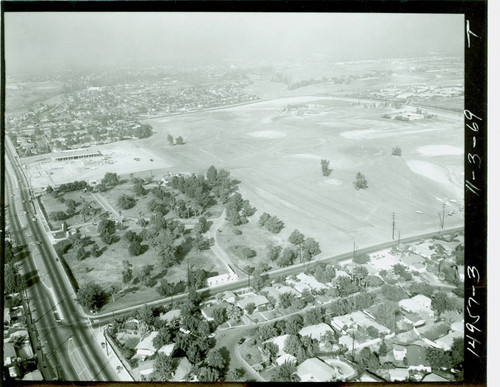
xmin=77 ymin=283 xmax=106 ymax=311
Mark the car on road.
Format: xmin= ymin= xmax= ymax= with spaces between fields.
xmin=23 ymin=211 xmax=28 ymax=215
xmin=208 ymin=333 xmax=216 ymax=338
xmin=36 ymin=240 xmax=42 ymax=245
xmin=238 ymin=337 xmax=246 ymax=344
xmin=32 ymin=217 xmax=37 ymax=222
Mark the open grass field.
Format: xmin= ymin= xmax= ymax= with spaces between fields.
xmin=135 ymin=96 xmax=463 ymax=258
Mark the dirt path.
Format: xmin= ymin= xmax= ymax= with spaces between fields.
xmin=207 ymin=210 xmax=246 ymax=278
xmin=91 ymin=192 xmax=123 ymax=221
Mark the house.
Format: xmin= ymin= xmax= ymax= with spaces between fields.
xmin=339 ymin=335 xmax=359 ymax=349
xmin=402 ymin=311 xmax=426 ymax=327
xmin=4 ymin=307 xmax=11 ymax=327
xmin=159 ymin=309 xmax=181 ymax=324
xmin=298 ymin=323 xmax=334 ymax=342
xmin=262 ymin=284 xmax=301 ymax=298
xmin=158 ymin=343 xmax=175 ymax=357
xmin=422 ymin=372 xmax=450 ymax=382
xmin=402 ymin=254 xmax=427 ymax=272
xmin=399 ymin=295 xmax=433 ymax=316
xmin=219 ymin=290 xmax=236 ymax=304
xmin=201 ymin=303 xmax=227 ymax=321
xmin=136 ymin=331 xmax=159 ymax=358
xmin=276 ymin=353 xmax=297 ymax=366
xmin=393 ymin=344 xmax=407 ymax=361
xmin=8 ymin=365 xmax=20 ymax=379
xmin=22 ymin=370 xmax=43 ymax=381
xmin=4 ymin=342 xmax=16 ymax=367
xmin=236 ymin=294 xmax=269 ymax=311
xmin=451 ymin=321 xmax=464 ymax=333
xmin=139 ymin=368 xmax=154 ymax=378
xmin=296 ymin=358 xmax=338 ymax=382
xmin=417 ymin=324 xmax=449 ymax=346
xmin=434 ymin=330 xmax=462 ymax=351
xmin=172 ymin=357 xmax=193 ymax=381
xmin=332 ymin=311 xmax=391 ymax=336
xmin=263 ymin=334 xmax=290 ymax=356
xmin=386 ymin=368 xmax=410 ymax=382
xmin=296 ymin=273 xmax=329 ymax=291
xmin=369 ymin=253 xmax=399 ymax=271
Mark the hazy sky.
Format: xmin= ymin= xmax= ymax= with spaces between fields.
xmin=5 ymin=13 xmax=464 ymax=72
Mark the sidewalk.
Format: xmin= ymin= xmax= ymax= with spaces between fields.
xmin=91 ymin=327 xmax=134 ymax=381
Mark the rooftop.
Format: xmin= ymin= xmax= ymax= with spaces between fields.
xmin=298 ymin=323 xmax=334 ymax=341
xmin=296 ymin=357 xmax=338 ymax=382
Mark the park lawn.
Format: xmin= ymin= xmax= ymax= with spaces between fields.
xmin=239 ymin=340 xmax=264 ymax=367
xmin=98 ymin=182 xmax=153 ymax=219
xmin=40 ymin=190 xmax=102 ymax=229
xmin=217 ymin=218 xmax=285 ymax=272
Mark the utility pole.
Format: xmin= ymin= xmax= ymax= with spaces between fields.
xmin=392 ymin=212 xmax=395 ymax=240
xmin=398 ymin=230 xmax=401 ymax=246
xmin=352 ymin=241 xmax=357 ymax=260
xmin=441 ymin=202 xmax=446 ymax=229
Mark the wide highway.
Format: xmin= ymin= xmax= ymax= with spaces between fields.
xmin=5 ymin=138 xmax=118 ymax=381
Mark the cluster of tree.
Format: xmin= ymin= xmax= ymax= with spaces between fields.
xmin=206 ymin=166 xmax=241 ymax=204
xmin=287 ymin=229 xmax=322 ymax=263
xmin=356 ymin=347 xmax=381 ymax=372
xmin=381 ymin=284 xmax=407 ymax=301
xmin=311 ymin=262 xmax=336 ymax=283
xmin=432 ymin=291 xmax=462 ymax=316
xmin=67 ymin=228 xmax=97 ymax=261
xmin=98 ymin=219 xmax=119 ymax=245
xmin=4 ymin=240 xmax=17 ymax=265
xmin=132 ymin=179 xmax=147 ymax=196
xmin=123 ymin=230 xmax=148 ymax=256
xmin=56 ymin=180 xmax=88 ymax=194
xmin=353 ymin=253 xmax=370 ymax=264
xmin=271 ymin=361 xmax=299 ymax=382
xmin=99 ymin=172 xmax=120 ymax=191
xmin=370 ymin=301 xmax=400 ymax=332
xmin=117 ymin=194 xmax=136 ymax=210
xmin=321 ymin=159 xmax=333 ymax=176
xmin=50 ymin=211 xmax=70 ymax=221
xmin=453 ymin=244 xmax=464 ymax=265
xmin=284 ymin=334 xmax=320 ymax=364
xmin=147 ymin=216 xmax=185 ymax=268
xmin=191 ymin=216 xmax=212 ymax=252
xmin=353 ymin=172 xmax=368 ymax=190
xmin=327 ymin=292 xmax=376 ymax=318
xmin=277 ymin=292 xmax=307 ymax=310
xmin=5 ymin=264 xmax=23 ymax=294
xmin=157 ymin=279 xmax=187 ymax=298
xmin=258 ymin=212 xmax=285 ymax=234
xmin=392 ymin=263 xmax=413 ymax=281
xmin=192 ymin=347 xmax=228 ymax=381
xmin=250 ymin=268 xmax=271 ymax=291
xmin=225 ymin=193 xmax=256 ymax=226
xmin=167 ymin=134 xmax=185 ymax=145
xmin=134 ymin=124 xmax=154 ymax=139
xmin=188 ymin=268 xmax=209 ymax=290
xmin=425 ymin=337 xmax=464 ymax=372
xmin=170 ymin=174 xmax=212 ymax=213
xmin=408 ymin=281 xmax=434 ymax=298
xmin=254 ymin=315 xmax=303 ymax=342
xmin=77 ymin=283 xmax=106 ymax=311
xmin=392 ymin=146 xmax=402 ymax=156
xmin=332 ymin=275 xmax=360 ymax=298
xmin=138 ymin=264 xmax=156 ymax=287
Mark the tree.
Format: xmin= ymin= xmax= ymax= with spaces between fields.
xmin=353 ymin=172 xmax=368 ymax=190
xmin=441 ymin=310 xmax=462 ymax=325
xmin=372 ymin=301 xmax=399 ymax=332
xmin=176 ymin=136 xmax=184 ymax=145
xmin=265 ymin=215 xmax=285 ymax=233
xmin=212 ymin=307 xmax=227 ymax=326
xmin=133 ymin=181 xmax=146 ymax=196
xmin=353 ymin=253 xmax=370 ymax=264
xmin=285 ymin=315 xmax=304 ymax=335
xmin=245 ymin=302 xmax=256 ymax=315
xmin=392 ymin=146 xmax=402 ymax=156
xmin=266 ymin=245 xmax=282 ymax=261
xmin=118 ymin=194 xmax=136 ymax=209
xmin=432 ymin=292 xmax=455 ymax=316
xmin=151 ymin=353 xmax=175 ymax=381
xmin=258 ymin=212 xmax=271 ymax=227
xmin=128 ymin=240 xmax=143 ymax=256
xmin=302 ymin=238 xmax=321 ymax=261
xmin=5 ymin=264 xmax=22 ymax=294
xmin=454 ymin=244 xmax=464 ymax=265
xmin=321 ymin=159 xmax=333 ymax=176
xmin=206 ymin=165 xmax=218 ymax=185
xmin=206 ymin=348 xmax=226 ymax=370
xmin=77 ymin=283 xmax=106 ymax=311
xmin=226 ymin=304 xmax=243 ymax=321
xmin=153 ymin=327 xmax=173 ymax=350
xmin=352 ymin=265 xmax=369 ymax=286
xmin=139 ymin=265 xmax=155 ymax=286
xmin=426 ymin=347 xmax=452 ymax=370
xmin=381 ymin=284 xmax=406 ymax=301
xmin=278 ymin=247 xmax=296 ymax=267
xmin=450 ymin=337 xmax=464 ymax=369
xmin=271 ymin=361 xmax=299 ymax=382
xmin=102 ymin=172 xmax=120 ymax=187
xmin=122 ymin=260 xmax=133 ymax=285
xmin=98 ymin=219 xmax=116 ymax=244
xmin=288 ymin=229 xmax=305 ymax=246
xmin=257 ymin=324 xmax=278 ymax=341
xmin=304 ymin=307 xmax=324 ymax=325
xmin=138 ymin=305 xmax=156 ymax=327
xmin=167 ymin=134 xmax=174 ymax=145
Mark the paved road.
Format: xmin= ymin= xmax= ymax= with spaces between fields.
xmin=5 ymin=138 xmax=119 ymax=381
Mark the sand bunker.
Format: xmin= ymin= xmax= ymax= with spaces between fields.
xmin=324 ymin=178 xmax=342 ymax=186
xmin=406 ymin=160 xmax=450 ymax=184
xmin=417 ymin=145 xmax=463 ymax=156
xmin=247 ymin=130 xmax=286 ymax=139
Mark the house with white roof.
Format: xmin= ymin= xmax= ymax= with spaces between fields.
xmin=262 ymin=334 xmax=290 ymax=356
xmin=236 ymin=294 xmax=269 ymax=311
xmin=276 ymin=353 xmax=297 ymax=366
xmin=136 ymin=331 xmax=159 ymax=358
xmin=296 ymin=358 xmax=338 ymax=382
xmin=296 ymin=273 xmax=329 ymax=291
xmin=159 ymin=309 xmax=181 ymax=324
xmin=331 ymin=311 xmax=391 ymax=336
xmin=399 ymin=295 xmax=433 ymax=317
xmin=158 ymin=343 xmax=175 ymax=357
xmin=434 ymin=330 xmax=463 ymax=351
xmin=298 ymin=323 xmax=334 ymax=342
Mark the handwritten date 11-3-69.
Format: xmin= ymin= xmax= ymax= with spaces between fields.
xmin=464 ymin=109 xmax=482 ymax=197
